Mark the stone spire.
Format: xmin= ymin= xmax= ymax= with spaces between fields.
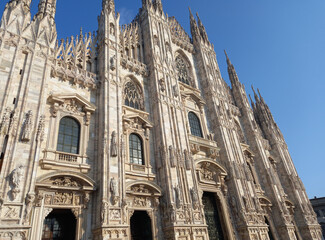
xmin=225 ymin=50 xmax=240 ymax=87
xmin=251 ymin=86 xmax=284 ymax=140
xmin=102 ymin=0 xmax=115 ymax=13
xmin=35 ymin=0 xmax=57 ymax=24
xmin=189 ymin=8 xmax=200 ymax=39
xmin=196 ymin=12 xmax=209 ymax=43
xmin=153 ymin=0 xmax=163 ymax=12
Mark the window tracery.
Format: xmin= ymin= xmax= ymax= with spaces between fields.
xmin=175 ymin=55 xmax=193 ymax=87
xmin=124 ymin=80 xmax=144 ymax=111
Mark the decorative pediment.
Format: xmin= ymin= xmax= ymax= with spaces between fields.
xmin=195 ymin=160 xmax=227 ymax=186
xmin=126 ymin=181 xmax=162 ymax=197
xmin=36 ymin=171 xmax=96 ymax=191
xmin=48 ymin=94 xmax=96 ymax=122
xmin=123 ymin=113 xmax=153 ymax=133
xmin=181 ymin=90 xmax=206 ymax=109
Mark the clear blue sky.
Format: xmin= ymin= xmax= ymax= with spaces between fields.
xmin=1 ymin=0 xmax=324 ymax=198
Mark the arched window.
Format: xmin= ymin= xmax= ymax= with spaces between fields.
xmin=129 ymin=134 xmax=144 ymax=165
xmin=124 ymin=80 xmax=144 ymax=111
xmin=57 ymin=117 xmax=80 ymax=154
xmin=188 ymin=112 xmax=203 ymax=138
xmin=175 ymin=55 xmax=193 ymax=86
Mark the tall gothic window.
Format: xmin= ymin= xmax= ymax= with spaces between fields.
xmin=188 ymin=112 xmax=203 ymax=138
xmin=57 ymin=117 xmax=80 ymax=154
xmin=124 ymin=80 xmax=144 ymax=111
xmin=129 ymin=134 xmax=144 ymax=165
xmin=175 ymin=55 xmax=192 ymax=86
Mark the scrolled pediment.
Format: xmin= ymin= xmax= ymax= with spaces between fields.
xmin=123 ymin=113 xmax=153 ymax=132
xmin=195 ymin=160 xmax=227 ymax=185
xmin=36 ymin=171 xmax=96 ymax=191
xmin=126 ymin=181 xmax=162 ymax=197
xmin=48 ymin=94 xmax=96 ymax=121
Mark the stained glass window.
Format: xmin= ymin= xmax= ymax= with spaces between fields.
xmin=57 ymin=117 xmax=80 ymax=154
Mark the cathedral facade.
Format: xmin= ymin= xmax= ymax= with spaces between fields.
xmin=0 ymin=0 xmax=322 ymax=239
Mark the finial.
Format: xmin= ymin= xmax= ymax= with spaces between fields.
xmin=251 ymin=85 xmax=259 ymax=102
xmin=224 ymin=50 xmax=232 ymax=66
xmin=257 ymin=88 xmax=265 ymax=104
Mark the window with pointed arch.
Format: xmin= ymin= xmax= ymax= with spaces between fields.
xmin=124 ymin=79 xmax=144 ymax=111
xmin=129 ymin=134 xmax=144 ymax=165
xmin=57 ymin=117 xmax=80 ymax=154
xmin=175 ymin=54 xmax=193 ymax=87
xmin=188 ymin=112 xmax=203 ymax=138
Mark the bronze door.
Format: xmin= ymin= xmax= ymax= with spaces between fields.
xmin=202 ymin=192 xmax=224 ymax=240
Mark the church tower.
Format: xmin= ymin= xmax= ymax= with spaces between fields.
xmin=0 ymin=0 xmax=321 ymax=239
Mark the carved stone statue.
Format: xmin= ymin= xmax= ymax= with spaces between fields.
xmin=0 ymin=107 xmax=10 ymax=135
xmin=110 ymin=177 xmax=119 ymax=205
xmin=21 ymin=110 xmax=33 ymax=142
xmin=111 ymin=131 xmax=118 ymax=157
xmin=174 ymin=185 xmax=182 ymax=208
xmin=121 ymin=199 xmax=128 ymax=223
xmin=23 ymin=193 xmax=35 ymax=224
xmin=169 ymin=146 xmax=176 ymax=167
xmin=10 ymin=166 xmax=24 ymax=200
xmin=110 ymin=55 xmax=116 ymax=70
xmin=184 ymin=150 xmax=192 ymax=170
xmin=101 ymin=200 xmax=109 ymax=224
xmin=190 ymin=188 xmax=199 ymax=210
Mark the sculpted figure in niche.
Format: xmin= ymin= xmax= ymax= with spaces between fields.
xmin=0 ymin=107 xmax=10 ymax=135
xmin=190 ymin=188 xmax=199 ymax=210
xmin=21 ymin=110 xmax=33 ymax=142
xmin=174 ymin=185 xmax=182 ymax=208
xmin=110 ymin=177 xmax=119 ymax=205
xmin=101 ymin=200 xmax=109 ymax=224
xmin=111 ymin=131 xmax=118 ymax=157
xmin=23 ymin=193 xmax=35 ymax=224
xmin=10 ymin=166 xmax=24 ymax=200
xmin=169 ymin=146 xmax=176 ymax=167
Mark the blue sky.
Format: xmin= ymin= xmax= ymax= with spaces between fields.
xmin=1 ymin=0 xmax=324 ymax=198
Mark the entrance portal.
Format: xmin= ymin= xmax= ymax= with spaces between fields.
xmin=130 ymin=211 xmax=153 ymax=240
xmin=42 ymin=209 xmax=76 ymax=240
xmin=202 ymin=192 xmax=225 ymax=240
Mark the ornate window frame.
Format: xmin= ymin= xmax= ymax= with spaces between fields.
xmin=40 ymin=94 xmax=96 ymax=173
xmin=122 ymin=112 xmax=153 ymax=177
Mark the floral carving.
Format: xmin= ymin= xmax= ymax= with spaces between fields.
xmin=52 ymin=177 xmax=80 ymax=187
xmin=131 ymin=185 xmax=150 ymax=194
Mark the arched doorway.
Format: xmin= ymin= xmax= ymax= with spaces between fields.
xmin=42 ymin=209 xmax=76 ymax=240
xmin=130 ymin=211 xmax=153 ymax=240
xmin=202 ymin=192 xmax=225 ymax=240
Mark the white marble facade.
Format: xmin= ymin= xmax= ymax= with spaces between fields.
xmin=0 ymin=0 xmax=322 ymax=239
